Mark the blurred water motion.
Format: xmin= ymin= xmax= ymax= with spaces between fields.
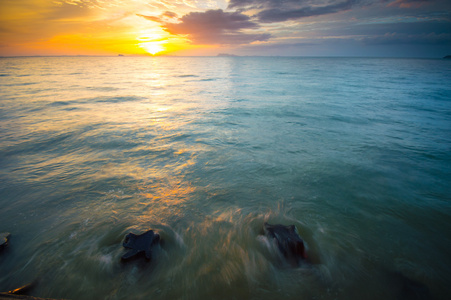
xmin=0 ymin=57 xmax=450 ymax=300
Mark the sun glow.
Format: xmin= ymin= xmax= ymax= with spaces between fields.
xmin=0 ymin=0 xmax=207 ymax=56
xmin=138 ymin=33 xmax=168 ymax=55
xmin=141 ymin=41 xmax=165 ymax=55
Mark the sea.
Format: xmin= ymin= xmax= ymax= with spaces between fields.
xmin=0 ymin=56 xmax=450 ymax=300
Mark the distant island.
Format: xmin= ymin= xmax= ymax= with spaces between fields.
xmin=444 ymin=55 xmax=451 ymax=59
xmin=118 ymin=54 xmax=124 ymax=56
xmin=217 ymin=53 xmax=238 ymax=57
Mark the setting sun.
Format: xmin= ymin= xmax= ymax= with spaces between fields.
xmin=140 ymin=41 xmax=165 ymax=55
xmin=1 ymin=0 xmax=449 ymax=57
xmin=1 ymin=1 xmax=451 ymax=300
xmin=0 ymin=0 xmax=196 ymax=56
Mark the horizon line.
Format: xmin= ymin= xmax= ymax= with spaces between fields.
xmin=0 ymin=54 xmax=449 ymax=59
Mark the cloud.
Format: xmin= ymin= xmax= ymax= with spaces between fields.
xmin=137 ymin=11 xmax=178 ymax=22
xmin=228 ymin=0 xmax=297 ymax=9
xmin=137 ymin=14 xmax=161 ymax=22
xmin=361 ymin=32 xmax=451 ymax=45
xmin=53 ymin=0 xmax=118 ymax=9
xmin=387 ymin=0 xmax=430 ymax=8
xmin=258 ymin=0 xmax=358 ymax=23
xmin=162 ymin=11 xmax=178 ymax=18
xmin=228 ymin=0 xmax=361 ymax=22
xmin=141 ymin=9 xmax=271 ymax=45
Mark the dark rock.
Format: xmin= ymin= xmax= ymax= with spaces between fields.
xmin=122 ymin=230 xmax=160 ymax=261
xmin=390 ymin=272 xmax=431 ymax=300
xmin=0 ymin=233 xmax=10 ymax=250
xmin=0 ymin=281 xmax=65 ymax=299
xmin=443 ymin=55 xmax=451 ymax=59
xmin=0 ymin=293 xmax=65 ymax=299
xmin=264 ymin=223 xmax=307 ymax=266
xmin=8 ymin=282 xmax=36 ymax=295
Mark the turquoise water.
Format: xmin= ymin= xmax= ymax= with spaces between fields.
xmin=0 ymin=57 xmax=450 ymax=299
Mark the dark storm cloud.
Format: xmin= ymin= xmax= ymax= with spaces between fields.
xmin=228 ymin=0 xmax=361 ymax=22
xmin=157 ymin=9 xmax=271 ymax=44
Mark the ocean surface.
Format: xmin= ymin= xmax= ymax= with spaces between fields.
xmin=0 ymin=56 xmax=450 ymax=300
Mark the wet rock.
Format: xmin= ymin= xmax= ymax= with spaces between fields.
xmin=0 ymin=233 xmax=10 ymax=250
xmin=264 ymin=223 xmax=307 ymax=266
xmin=390 ymin=272 xmax=431 ymax=300
xmin=122 ymin=230 xmax=160 ymax=261
xmin=8 ymin=282 xmax=36 ymax=295
xmin=0 ymin=293 xmax=65 ymax=299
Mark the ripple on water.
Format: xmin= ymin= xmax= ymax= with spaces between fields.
xmin=0 ymin=57 xmax=450 ymax=300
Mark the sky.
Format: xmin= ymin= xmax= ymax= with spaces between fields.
xmin=0 ymin=0 xmax=450 ymax=57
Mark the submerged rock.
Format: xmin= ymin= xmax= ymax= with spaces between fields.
xmin=264 ymin=223 xmax=307 ymax=266
xmin=122 ymin=230 xmax=160 ymax=261
xmin=0 ymin=232 xmax=10 ymax=250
